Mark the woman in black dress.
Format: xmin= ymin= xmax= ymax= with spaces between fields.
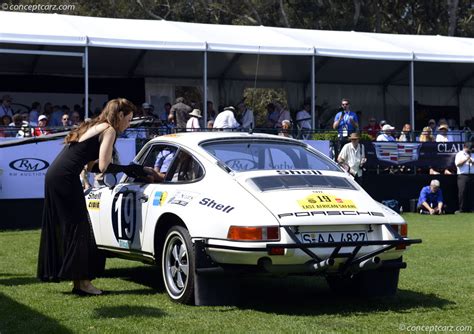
xmin=37 ymin=98 xmax=147 ymax=295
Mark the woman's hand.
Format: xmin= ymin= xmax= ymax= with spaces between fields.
xmin=143 ymin=167 xmax=159 ymax=183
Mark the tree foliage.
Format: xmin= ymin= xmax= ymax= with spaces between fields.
xmin=9 ymin=0 xmax=474 ymax=37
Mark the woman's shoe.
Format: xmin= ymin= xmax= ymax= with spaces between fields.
xmin=72 ymin=288 xmax=105 ymax=296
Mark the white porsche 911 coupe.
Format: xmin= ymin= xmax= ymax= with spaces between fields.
xmin=86 ymin=132 xmax=421 ymax=304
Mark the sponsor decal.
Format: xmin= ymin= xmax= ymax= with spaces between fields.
xmin=9 ymin=158 xmax=49 ymax=172
xmin=297 ymin=193 xmax=357 ymax=210
xmin=277 ymin=170 xmax=322 ymax=175
xmin=199 ymin=198 xmax=234 ymax=213
xmin=87 ymin=200 xmax=100 ymax=210
xmin=152 ymin=191 xmax=168 ymax=206
xmin=373 ymin=142 xmax=422 ymax=165
xmin=226 ymin=159 xmax=257 ymax=170
xmin=168 ymin=191 xmax=196 ymax=207
xmin=437 ymin=143 xmax=464 ymax=154
xmin=278 ymin=211 xmax=384 ymax=219
xmin=87 ymin=192 xmax=101 ymax=200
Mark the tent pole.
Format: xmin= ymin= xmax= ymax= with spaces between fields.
xmin=84 ymin=45 xmax=89 ymax=120
xmin=311 ymin=51 xmax=316 ymax=131
xmin=409 ymin=60 xmax=415 ymax=130
xmin=203 ymin=44 xmax=208 ymax=129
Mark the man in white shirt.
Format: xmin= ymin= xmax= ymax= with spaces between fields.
xmin=0 ymin=95 xmax=14 ymax=117
xmin=296 ymin=102 xmax=312 ymax=139
xmin=238 ymin=101 xmax=254 ymax=129
xmin=455 ymin=142 xmax=474 ymax=213
xmin=376 ymin=124 xmax=396 ymax=141
xmin=213 ymin=106 xmax=240 ymax=130
xmin=337 ymin=132 xmax=366 ymax=184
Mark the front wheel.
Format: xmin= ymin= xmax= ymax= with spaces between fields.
xmin=162 ymin=226 xmax=195 ymax=304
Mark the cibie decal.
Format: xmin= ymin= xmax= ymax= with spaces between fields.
xmin=199 ymin=198 xmax=234 ymax=213
xmin=87 ymin=200 xmax=100 ymax=210
xmin=297 ymin=193 xmax=356 ymax=210
xmin=153 ymin=191 xmax=168 ymax=206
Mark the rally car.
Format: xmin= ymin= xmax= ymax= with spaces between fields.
xmin=86 ymin=132 xmax=421 ymax=304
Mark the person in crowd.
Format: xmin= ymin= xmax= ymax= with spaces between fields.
xmin=0 ymin=95 xmax=14 ymax=117
xmin=9 ymin=114 xmax=24 ymax=138
xmin=435 ymin=124 xmax=450 ymax=142
xmin=333 ymin=98 xmax=359 ymax=140
xmin=278 ymin=120 xmax=293 ymax=138
xmin=32 ymin=115 xmax=51 ymax=136
xmin=207 ymin=120 xmax=214 ymax=129
xmin=266 ymin=103 xmax=278 ymax=129
xmin=363 ymin=116 xmax=380 ymax=140
xmin=168 ymin=97 xmax=191 ymax=131
xmin=337 ymin=132 xmax=366 ymax=184
xmin=50 ymin=105 xmax=63 ymax=127
xmin=158 ymin=102 xmax=171 ymax=123
xmin=376 ymin=124 xmax=396 ymax=141
xmin=186 ymin=109 xmax=202 ymax=132
xmin=296 ymin=102 xmax=312 ymax=139
xmin=207 ymin=101 xmax=217 ymax=121
xmin=141 ymin=103 xmax=155 ymax=118
xmin=213 ymin=106 xmax=240 ymax=130
xmin=153 ymin=147 xmax=177 ymax=182
xmin=274 ymin=102 xmax=291 ymax=129
xmin=238 ymin=100 xmax=254 ymax=130
xmin=0 ymin=115 xmax=14 ymax=137
xmin=419 ymin=126 xmax=435 ymax=142
xmin=71 ymin=111 xmax=82 ymax=126
xmin=42 ymin=102 xmax=53 ymax=119
xmin=2 ymin=114 xmax=12 ymax=126
xmin=427 ymin=119 xmax=437 ymax=135
xmin=454 ymin=141 xmax=474 ymax=213
xmin=29 ymin=102 xmax=41 ymax=126
xmin=37 ymin=98 xmax=154 ymax=296
xmin=462 ymin=119 xmax=472 ymax=142
xmin=398 ymin=123 xmax=414 ymax=142
xmin=417 ymin=179 xmax=444 ymax=214
xmin=61 ymin=113 xmax=71 ymax=128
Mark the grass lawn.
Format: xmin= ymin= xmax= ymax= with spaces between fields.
xmin=1 ymin=213 xmax=473 ymax=333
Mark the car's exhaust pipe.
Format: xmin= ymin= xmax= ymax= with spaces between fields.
xmin=259 ymin=257 xmax=335 ymax=274
xmin=311 ymin=258 xmax=335 ymax=272
xmin=358 ymin=256 xmax=381 ymax=270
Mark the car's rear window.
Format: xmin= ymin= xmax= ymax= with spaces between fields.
xmin=250 ymin=175 xmax=356 ymax=191
xmin=201 ymin=140 xmax=340 ymax=172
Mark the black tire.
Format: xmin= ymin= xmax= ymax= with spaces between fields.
xmin=161 ymin=225 xmax=195 ymax=304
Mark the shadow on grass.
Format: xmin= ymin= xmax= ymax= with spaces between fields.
xmin=94 ymin=305 xmax=166 ymax=319
xmin=0 ymin=273 xmax=40 ymax=286
xmin=102 ymin=265 xmax=165 ymax=293
xmin=0 ymin=292 xmax=72 ymax=333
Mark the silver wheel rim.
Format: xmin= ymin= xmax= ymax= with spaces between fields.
xmin=163 ymin=232 xmax=189 ymax=298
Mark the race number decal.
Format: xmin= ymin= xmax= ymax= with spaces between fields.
xmin=111 ymin=192 xmax=136 ymax=243
xmin=297 ymin=193 xmax=357 ymax=210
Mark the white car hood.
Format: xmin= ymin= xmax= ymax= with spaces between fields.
xmin=234 ymin=170 xmax=395 ymax=226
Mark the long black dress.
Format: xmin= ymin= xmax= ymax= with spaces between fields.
xmin=37 ymin=134 xmax=104 ymax=282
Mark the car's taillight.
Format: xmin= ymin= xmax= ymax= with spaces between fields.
xmin=227 ymin=226 xmax=280 ymax=241
xmin=391 ymin=224 xmax=408 ymax=249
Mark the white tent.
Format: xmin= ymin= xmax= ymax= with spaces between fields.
xmin=1 ymin=11 xmax=473 ymax=128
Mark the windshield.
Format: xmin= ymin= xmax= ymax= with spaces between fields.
xmin=201 ymin=140 xmax=340 ymax=172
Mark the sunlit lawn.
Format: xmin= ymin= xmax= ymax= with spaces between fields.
xmin=1 ymin=213 xmax=473 ymax=333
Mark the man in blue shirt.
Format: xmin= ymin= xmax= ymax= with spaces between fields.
xmin=333 ymin=98 xmax=359 ymax=139
xmin=417 ymin=179 xmax=444 ymax=215
xmin=153 ymin=147 xmax=176 ymax=182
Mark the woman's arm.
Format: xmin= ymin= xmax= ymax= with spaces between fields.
xmin=98 ymin=127 xmax=116 ymax=173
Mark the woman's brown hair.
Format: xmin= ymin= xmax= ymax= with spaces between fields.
xmin=65 ymin=98 xmax=136 ymax=143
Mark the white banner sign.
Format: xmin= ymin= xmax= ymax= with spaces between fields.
xmin=0 ymin=138 xmax=136 ymax=199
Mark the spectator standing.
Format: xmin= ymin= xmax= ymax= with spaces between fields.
xmin=266 ymin=103 xmax=278 ymax=129
xmin=398 ymin=124 xmax=414 ymax=142
xmin=376 ymin=124 xmax=396 ymax=141
xmin=169 ymin=97 xmax=191 ymax=131
xmin=238 ymin=101 xmax=254 ymax=130
xmin=207 ymin=101 xmax=217 ymax=121
xmin=213 ymin=106 xmax=240 ymax=130
xmin=417 ymin=179 xmax=444 ymax=214
xmin=363 ymin=117 xmax=380 ymax=140
xmin=427 ymin=119 xmax=437 ymax=136
xmin=337 ymin=132 xmax=366 ymax=185
xmin=29 ymin=102 xmax=41 ymax=126
xmin=0 ymin=95 xmax=13 ymax=117
xmin=274 ymin=103 xmax=291 ymax=129
xmin=186 ymin=109 xmax=202 ymax=132
xmin=296 ymin=102 xmax=312 ymax=139
xmin=333 ymin=98 xmax=359 ymax=139
xmin=50 ymin=105 xmax=63 ymax=127
xmin=455 ymin=142 xmax=474 ymax=213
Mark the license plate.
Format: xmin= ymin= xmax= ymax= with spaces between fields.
xmin=300 ymin=231 xmax=367 ymax=243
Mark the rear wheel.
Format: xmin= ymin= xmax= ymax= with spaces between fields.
xmin=162 ymin=226 xmax=195 ymax=304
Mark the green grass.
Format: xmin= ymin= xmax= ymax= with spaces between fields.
xmin=1 ymin=213 xmax=473 ymax=333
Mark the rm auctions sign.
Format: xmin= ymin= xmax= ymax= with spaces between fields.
xmin=0 ymin=138 xmax=136 ymax=199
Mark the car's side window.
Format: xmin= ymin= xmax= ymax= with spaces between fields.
xmin=140 ymin=144 xmax=178 ymax=183
xmin=165 ymin=150 xmax=203 ymax=183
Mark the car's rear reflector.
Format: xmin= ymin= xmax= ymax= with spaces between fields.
xmin=227 ymin=226 xmax=280 ymax=241
xmin=268 ymin=247 xmax=285 ymax=256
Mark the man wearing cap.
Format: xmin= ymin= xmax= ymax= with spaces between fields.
xmin=417 ymin=179 xmax=445 ymax=215
xmin=455 ymin=142 xmax=474 ymax=213
xmin=142 ymin=102 xmax=156 ymax=118
xmin=376 ymin=124 xmax=396 ymax=141
xmin=169 ymin=97 xmax=191 ymax=131
xmin=186 ymin=109 xmax=202 ymax=132
xmin=337 ymin=132 xmax=366 ymax=184
xmin=333 ymin=98 xmax=359 ymax=139
xmin=435 ymin=124 xmax=450 ymax=142
xmin=0 ymin=95 xmax=13 ymax=117
xmin=32 ymin=115 xmax=50 ymax=136
xmin=213 ymin=106 xmax=240 ymax=130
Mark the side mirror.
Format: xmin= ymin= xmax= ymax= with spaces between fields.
xmin=103 ymin=173 xmax=117 ymax=189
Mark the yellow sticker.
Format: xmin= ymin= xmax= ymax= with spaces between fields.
xmin=87 ymin=200 xmax=100 ymax=210
xmin=160 ymin=191 xmax=168 ymax=206
xmin=297 ymin=193 xmax=356 ymax=210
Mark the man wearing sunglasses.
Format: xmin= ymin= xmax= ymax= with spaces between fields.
xmin=333 ymin=98 xmax=359 ymax=140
